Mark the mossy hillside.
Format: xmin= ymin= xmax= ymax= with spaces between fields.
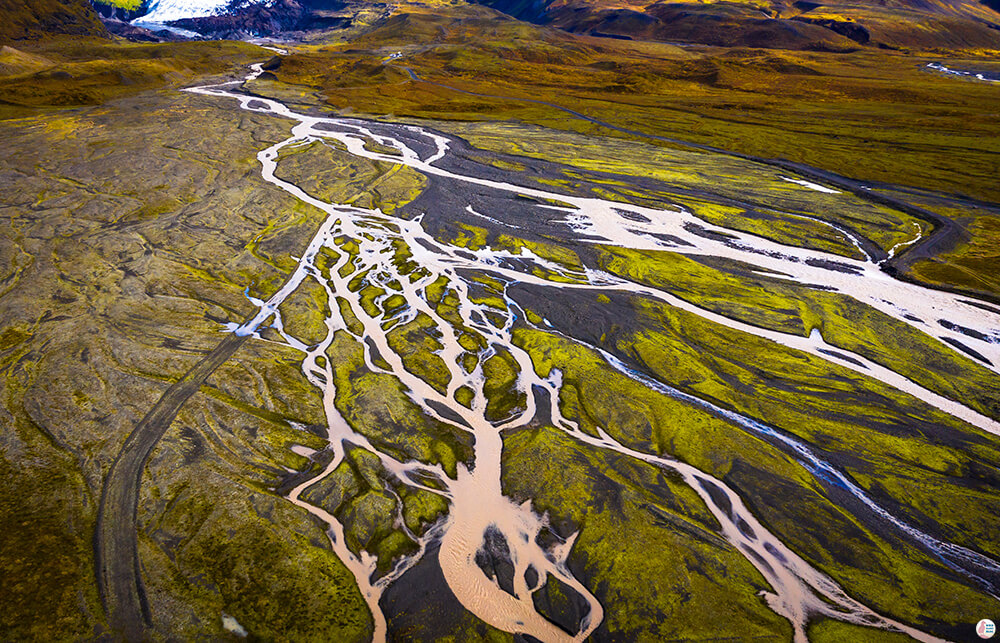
xmin=140 ymin=450 xmax=373 ymax=641
xmin=502 ymin=425 xmax=794 ymax=641
xmin=0 ymin=38 xmax=261 ymax=110
xmin=488 ymin=0 xmax=1000 ymax=51
xmin=511 ymin=311 xmax=1000 ymax=632
xmin=0 ymin=85 xmax=361 ymax=636
xmin=0 ymin=45 xmax=56 ymax=75
xmin=594 ymin=245 xmax=1000 ymax=420
xmin=0 ymin=0 xmax=106 ymax=43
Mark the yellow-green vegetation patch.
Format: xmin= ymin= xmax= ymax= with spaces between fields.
xmin=501 ymin=425 xmax=793 ymax=641
xmin=512 ymin=324 xmax=1000 ymax=629
xmin=806 ymin=619 xmax=916 ymax=643
xmin=596 ymin=245 xmax=1000 ymax=419
xmin=328 ymin=330 xmax=471 ymax=476
xmin=494 ymin=233 xmax=585 ymax=273
xmin=482 ymin=348 xmax=526 ymax=423
xmin=400 ymin=485 xmax=449 ymax=535
xmin=386 ymin=311 xmax=452 ymax=395
xmin=277 ymin=275 xmax=331 ymax=346
xmin=454 ymin=385 xmax=475 ymax=408
xmin=156 ymin=478 xmax=373 ymax=641
xmin=273 ymin=139 xmax=428 ymax=215
xmin=449 ymin=223 xmax=489 ymax=250
xmin=93 ymin=0 xmax=143 ymax=9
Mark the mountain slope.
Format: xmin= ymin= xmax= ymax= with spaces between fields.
xmin=0 ymin=0 xmax=107 ymax=43
xmin=473 ymin=0 xmax=1000 ymax=49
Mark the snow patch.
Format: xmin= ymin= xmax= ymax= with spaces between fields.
xmin=140 ymin=0 xmax=269 ymax=23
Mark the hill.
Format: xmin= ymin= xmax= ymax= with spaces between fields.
xmin=0 ymin=0 xmax=107 ymax=43
xmin=473 ymin=0 xmax=1000 ymax=50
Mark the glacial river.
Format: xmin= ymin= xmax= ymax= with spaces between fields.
xmin=185 ymin=61 xmax=1000 ymax=642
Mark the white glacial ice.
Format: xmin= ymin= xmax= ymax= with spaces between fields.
xmin=140 ymin=0 xmax=270 ymax=23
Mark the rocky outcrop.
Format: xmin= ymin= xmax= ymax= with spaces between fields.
xmin=170 ymin=0 xmax=351 ymax=38
xmin=100 ymin=16 xmax=185 ymax=41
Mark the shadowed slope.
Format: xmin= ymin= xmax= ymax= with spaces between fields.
xmin=0 ymin=0 xmax=106 ymax=43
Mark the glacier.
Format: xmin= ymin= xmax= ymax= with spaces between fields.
xmin=139 ymin=0 xmax=270 ymax=23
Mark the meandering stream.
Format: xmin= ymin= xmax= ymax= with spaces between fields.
xmin=183 ymin=61 xmax=1000 ymax=642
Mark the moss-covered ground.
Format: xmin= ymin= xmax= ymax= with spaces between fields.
xmin=0 ymin=86 xmax=384 ymax=639
xmin=2 ymin=6 xmax=999 ymax=641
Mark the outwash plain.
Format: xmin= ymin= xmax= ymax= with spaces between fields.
xmin=1 ymin=0 xmax=999 ymax=641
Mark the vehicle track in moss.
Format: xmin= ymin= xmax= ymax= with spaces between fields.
xmin=94 ymin=329 xmax=251 ymax=638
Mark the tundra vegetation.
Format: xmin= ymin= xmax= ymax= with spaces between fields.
xmin=1 ymin=0 xmax=999 ymax=641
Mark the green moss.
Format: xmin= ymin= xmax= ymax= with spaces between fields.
xmin=450 ymin=224 xmax=489 ymax=250
xmin=0 ymin=455 xmax=98 ymax=640
xmin=328 ymin=330 xmax=472 ymax=477
xmin=482 ymin=348 xmax=526 ymax=423
xmin=375 ymin=530 xmax=420 ymax=571
xmin=502 ymin=425 xmax=792 ymax=641
xmin=454 ymin=385 xmax=474 ymax=408
xmin=172 ymin=490 xmax=373 ymax=642
xmin=358 ymin=283 xmax=387 ymax=318
xmin=424 ymin=275 xmax=449 ymax=306
xmin=401 ymin=486 xmax=449 ymax=535
xmin=302 ymin=459 xmax=364 ymax=517
xmin=341 ymin=489 xmax=398 ymax=556
xmin=386 ymin=312 xmax=452 ymax=395
xmin=461 ymin=351 xmax=479 ymax=374
xmin=0 ymin=40 xmax=261 ymax=108
xmin=0 ymin=327 xmax=32 ymax=351
xmin=806 ymin=619 xmax=915 ymax=642
xmin=337 ymin=297 xmax=365 ymax=336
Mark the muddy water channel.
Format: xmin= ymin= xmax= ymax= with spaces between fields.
xmin=184 ymin=64 xmax=1000 ymax=642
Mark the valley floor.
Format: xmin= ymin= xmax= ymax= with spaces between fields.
xmin=1 ymin=13 xmax=999 ymax=642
